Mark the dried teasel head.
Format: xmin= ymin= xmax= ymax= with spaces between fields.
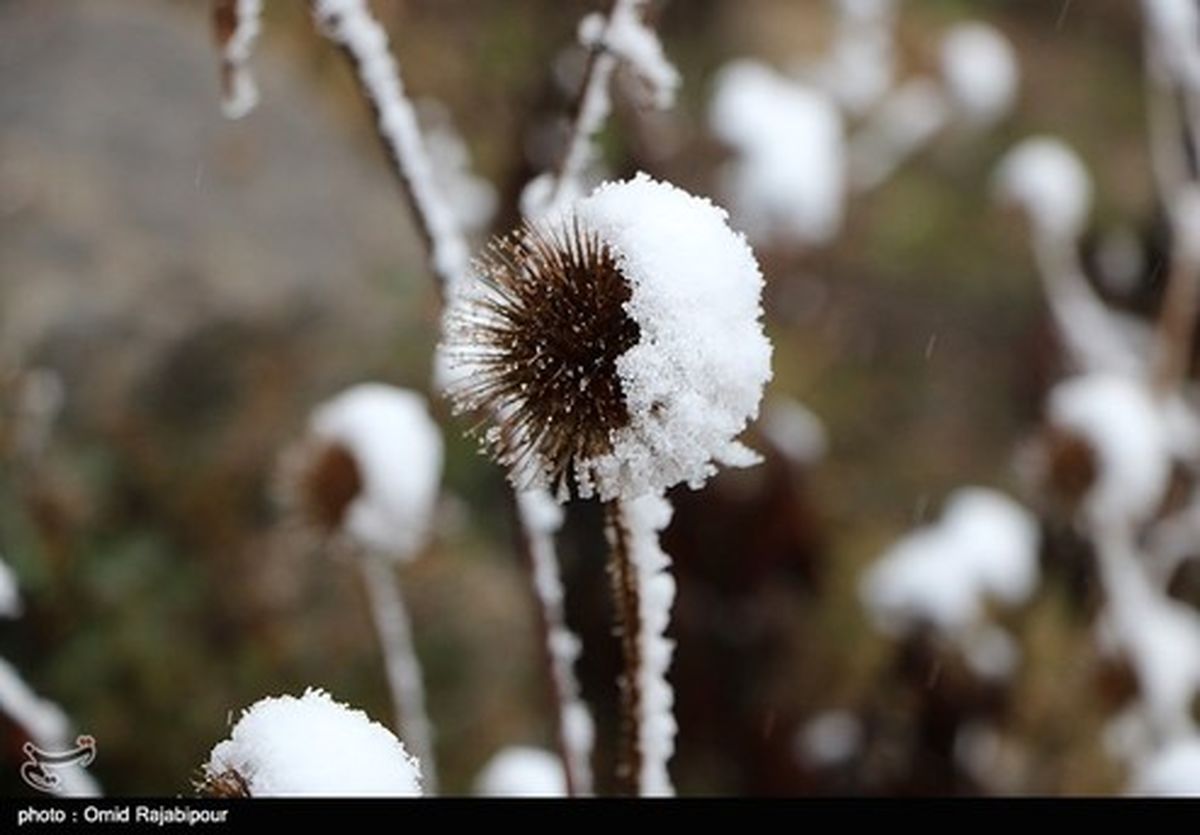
xmin=446 ymin=219 xmax=640 ymax=500
xmin=442 ymin=173 xmax=774 ymax=502
xmin=196 ymin=768 xmax=251 ymax=798
xmin=277 ymin=384 xmax=443 ymax=558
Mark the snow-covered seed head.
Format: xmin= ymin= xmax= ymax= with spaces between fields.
xmin=201 ymin=688 xmax=423 ymax=797
xmin=444 ymin=173 xmax=773 ymax=502
xmin=279 ymin=384 xmax=443 ymax=557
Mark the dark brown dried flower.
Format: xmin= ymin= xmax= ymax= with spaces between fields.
xmin=445 ymin=219 xmax=640 ymax=499
xmin=196 ymin=767 xmax=250 ymax=798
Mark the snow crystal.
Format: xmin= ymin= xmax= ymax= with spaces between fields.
xmin=994 ymin=136 xmax=1092 ymax=242
xmin=570 ymin=173 xmax=773 ymax=501
xmin=798 ymin=710 xmax=863 ymax=768
xmin=218 ymin=0 xmax=262 ymax=120
xmin=1131 ymin=737 xmax=1200 ymax=796
xmin=939 ymin=23 xmax=1018 ymax=128
xmin=710 ymin=61 xmax=846 ymax=246
xmin=861 ymin=487 xmax=1039 ymax=637
xmin=310 ymin=384 xmax=443 ymax=557
xmin=0 ymin=556 xmax=21 ymax=619
xmin=205 ymin=688 xmax=422 ymax=796
xmin=849 ymin=79 xmax=950 ymax=193
xmin=473 ymin=746 xmax=567 ymax=797
xmin=1047 ymin=375 xmax=1171 ymax=525
xmin=615 ymin=493 xmax=677 ymax=796
xmin=759 ymin=397 xmax=828 ymax=465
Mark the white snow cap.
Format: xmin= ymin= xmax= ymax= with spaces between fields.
xmin=1131 ymin=737 xmax=1200 ymax=796
xmin=939 ymin=23 xmax=1019 ymax=127
xmin=861 ymin=487 xmax=1040 ymax=636
xmin=205 ymin=689 xmax=422 ymax=797
xmin=1047 ymin=374 xmax=1171 ymax=525
xmin=309 ymin=384 xmax=443 ymax=557
xmin=572 ymin=174 xmax=773 ymax=500
xmin=710 ymin=61 xmax=846 ymax=246
xmin=994 ymin=136 xmax=1093 ymax=241
xmin=473 ymin=746 xmax=567 ymax=797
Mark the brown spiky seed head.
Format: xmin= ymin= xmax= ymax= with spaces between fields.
xmin=446 ymin=218 xmax=640 ymax=499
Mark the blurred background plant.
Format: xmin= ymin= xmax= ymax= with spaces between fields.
xmin=0 ymin=0 xmax=1187 ymax=796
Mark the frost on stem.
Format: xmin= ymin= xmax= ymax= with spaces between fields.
xmin=444 ymin=173 xmax=773 ymax=503
xmin=310 ymin=0 xmax=471 ymax=295
xmin=525 ymin=0 xmax=679 ymax=218
xmin=201 ymin=689 xmax=423 ymax=797
xmin=605 ymin=493 xmax=676 ymax=796
xmin=515 ymin=489 xmax=594 ymax=795
xmin=709 ymin=61 xmax=846 ymax=247
xmin=211 ymin=0 xmax=263 ymax=120
xmin=994 ymin=137 xmax=1152 ymax=377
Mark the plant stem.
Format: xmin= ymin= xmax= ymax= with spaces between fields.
xmin=357 ymin=552 xmax=438 ymax=794
xmin=603 ymin=499 xmax=643 ymax=796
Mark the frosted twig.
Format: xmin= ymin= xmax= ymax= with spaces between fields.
xmin=604 ymin=494 xmax=676 ymax=797
xmin=310 ymin=0 xmax=471 ymax=297
xmin=357 ymin=552 xmax=438 ymax=795
xmin=1152 ymin=187 xmax=1200 ymax=393
xmin=848 ymin=78 xmax=949 ymax=194
xmin=0 ymin=657 xmax=100 ymax=797
xmin=211 ymin=0 xmax=263 ymax=120
xmin=532 ymin=0 xmax=676 ymax=217
xmin=514 ymin=490 xmax=594 ymax=796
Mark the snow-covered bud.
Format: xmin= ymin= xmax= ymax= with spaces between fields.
xmin=939 ymin=23 xmax=1019 ymax=128
xmin=443 ymin=173 xmax=773 ymax=502
xmin=473 ymin=746 xmax=567 ymax=797
xmin=201 ymin=689 xmax=422 ymax=797
xmin=1044 ymin=374 xmax=1171 ymax=526
xmin=280 ymin=384 xmax=443 ymax=557
xmin=994 ymin=136 xmax=1092 ymax=242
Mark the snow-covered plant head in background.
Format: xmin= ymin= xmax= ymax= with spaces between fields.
xmin=860 ymin=488 xmax=1040 ymax=682
xmin=444 ymin=172 xmax=772 ymax=504
xmin=442 ymin=172 xmax=772 ymax=795
xmin=200 ymin=689 xmax=422 ymax=797
xmin=280 ymin=383 xmax=443 ymax=558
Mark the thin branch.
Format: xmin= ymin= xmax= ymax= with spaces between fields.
xmin=357 ymin=551 xmax=438 ymax=794
xmin=211 ymin=0 xmax=263 ymax=120
xmin=514 ymin=490 xmax=594 ymax=796
xmin=310 ymin=0 xmax=471 ymax=298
